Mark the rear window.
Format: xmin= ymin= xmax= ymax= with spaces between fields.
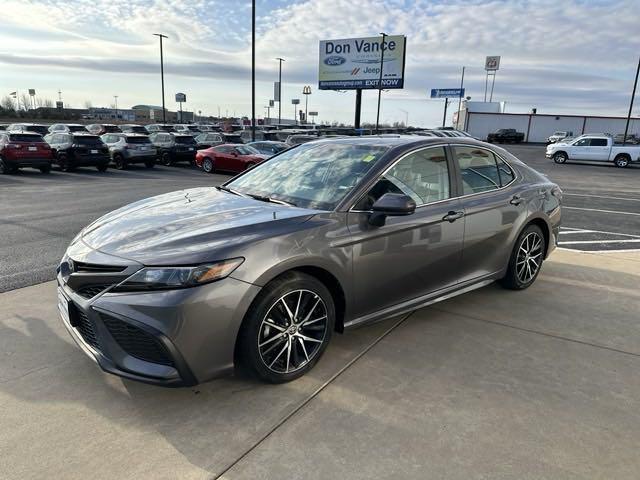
xmin=103 ymin=125 xmax=120 ymax=133
xmin=223 ymin=135 xmax=243 ymax=144
xmin=160 ymin=126 xmax=174 ymax=132
xmin=126 ymin=136 xmax=150 ymax=144
xmin=175 ymin=136 xmax=196 ymax=145
xmin=9 ymin=134 xmax=44 ymax=142
xmin=188 ymin=126 xmax=200 ymax=132
xmin=128 ymin=126 xmax=147 ymax=134
xmin=68 ymin=125 xmax=88 ymax=132
xmin=74 ymin=136 xmax=102 ymax=145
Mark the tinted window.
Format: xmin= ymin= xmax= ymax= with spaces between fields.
xmin=215 ymin=146 xmax=234 ymax=153
xmin=9 ymin=134 xmax=43 ymax=142
xmin=223 ymin=135 xmax=243 ymax=144
xmin=236 ymin=146 xmax=259 ymax=155
xmin=175 ymin=136 xmax=196 ymax=145
xmin=228 ymin=143 xmax=389 ymax=210
xmin=590 ymin=138 xmax=608 ymax=147
xmin=74 ymin=136 xmax=102 ymax=146
xmin=68 ymin=125 xmax=87 ymax=132
xmin=355 ymin=147 xmax=450 ymax=210
xmin=573 ymin=138 xmax=589 ymax=146
xmin=454 ymin=146 xmax=501 ymax=195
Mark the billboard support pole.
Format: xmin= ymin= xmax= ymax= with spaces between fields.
xmin=276 ymin=58 xmax=285 ymax=124
xmin=153 ymin=33 xmax=168 ymax=124
xmin=484 ymin=72 xmax=488 ymax=102
xmin=623 ymin=56 xmax=640 ymax=146
xmin=442 ymin=98 xmax=449 ymax=127
xmin=375 ymin=32 xmax=387 ymax=134
xmin=489 ymin=71 xmax=497 ymax=102
xmin=355 ymin=89 xmax=362 ymax=129
xmin=251 ymin=0 xmax=256 ymax=141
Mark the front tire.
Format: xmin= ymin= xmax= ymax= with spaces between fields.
xmin=239 ymin=272 xmax=335 ymax=383
xmin=202 ymin=157 xmax=214 ymax=173
xmin=500 ymin=224 xmax=546 ymax=290
xmin=113 ymin=154 xmax=127 ymax=170
xmin=160 ymin=152 xmax=172 ymax=166
xmin=553 ymin=152 xmax=567 ymax=164
xmin=58 ymin=154 xmax=75 ymax=172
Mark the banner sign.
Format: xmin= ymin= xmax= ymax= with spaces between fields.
xmin=430 ymin=88 xmax=465 ymax=98
xmin=318 ymin=35 xmax=406 ymax=90
xmin=485 ymin=56 xmax=501 ymax=71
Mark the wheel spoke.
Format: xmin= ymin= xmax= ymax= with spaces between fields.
xmin=298 ymin=337 xmax=309 ymax=362
xmin=294 ymin=291 xmax=302 ymax=320
xmin=259 ymin=332 xmax=284 ymax=348
xmin=262 ymin=335 xmax=286 ymax=357
xmin=297 ymin=333 xmax=322 ymax=344
xmin=280 ymin=298 xmax=295 ymax=322
xmin=269 ymin=341 xmax=289 ymax=368
xmin=285 ymin=337 xmax=292 ymax=373
xmin=264 ymin=319 xmax=286 ymax=332
xmin=300 ymin=315 xmax=327 ymax=328
xmin=299 ymin=297 xmax=321 ymax=325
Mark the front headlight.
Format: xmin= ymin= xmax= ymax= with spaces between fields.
xmin=111 ymin=258 xmax=244 ymax=292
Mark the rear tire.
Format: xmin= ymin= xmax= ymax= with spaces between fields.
xmin=238 ymin=272 xmax=335 ymax=383
xmin=500 ymin=224 xmax=546 ymax=290
xmin=553 ymin=152 xmax=567 ymax=164
xmin=58 ymin=154 xmax=75 ymax=172
xmin=614 ymin=155 xmax=630 ymax=168
xmin=160 ymin=152 xmax=172 ymax=166
xmin=202 ymin=157 xmax=214 ymax=173
xmin=0 ymin=157 xmax=12 ymax=174
xmin=113 ymin=154 xmax=127 ymax=170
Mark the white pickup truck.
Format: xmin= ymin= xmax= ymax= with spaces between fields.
xmin=546 ymin=134 xmax=640 ymax=167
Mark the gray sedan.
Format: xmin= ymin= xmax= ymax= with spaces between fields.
xmin=56 ymin=136 xmax=562 ymax=386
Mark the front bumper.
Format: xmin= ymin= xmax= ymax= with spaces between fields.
xmin=57 ymin=243 xmax=261 ymax=386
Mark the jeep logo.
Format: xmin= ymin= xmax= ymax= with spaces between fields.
xmin=324 ymin=56 xmax=346 ymax=66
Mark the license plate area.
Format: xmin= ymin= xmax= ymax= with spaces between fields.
xmin=28 ymin=146 xmax=37 ymax=151
xmin=58 ymin=287 xmax=79 ymax=327
xmin=91 ymin=149 xmax=98 ymax=154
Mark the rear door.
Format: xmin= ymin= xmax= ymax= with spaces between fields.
xmin=348 ymin=145 xmax=464 ymax=318
xmin=587 ymin=137 xmax=610 ymax=161
xmin=452 ymin=145 xmax=526 ymax=282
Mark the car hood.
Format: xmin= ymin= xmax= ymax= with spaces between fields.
xmin=80 ymin=187 xmax=318 ymax=265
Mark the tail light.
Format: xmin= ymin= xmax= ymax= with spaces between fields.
xmin=7 ymin=144 xmax=22 ymax=149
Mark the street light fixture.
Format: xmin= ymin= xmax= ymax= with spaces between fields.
xmin=375 ymin=32 xmax=387 ymax=134
xmin=153 ymin=33 xmax=168 ymax=124
xmin=302 ymin=86 xmax=312 ymax=124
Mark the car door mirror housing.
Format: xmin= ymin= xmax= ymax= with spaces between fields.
xmin=369 ymin=193 xmax=416 ymax=226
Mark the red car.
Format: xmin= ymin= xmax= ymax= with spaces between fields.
xmin=195 ymin=144 xmax=268 ymax=174
xmin=0 ymin=131 xmax=54 ymax=174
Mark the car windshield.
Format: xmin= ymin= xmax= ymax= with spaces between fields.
xmin=236 ymin=145 xmax=260 ymax=155
xmin=226 ymin=142 xmax=389 ymax=210
xmin=175 ymin=136 xmax=196 ymax=145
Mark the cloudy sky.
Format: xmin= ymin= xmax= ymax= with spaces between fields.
xmin=0 ymin=0 xmax=638 ymax=126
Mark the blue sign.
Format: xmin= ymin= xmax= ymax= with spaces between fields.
xmin=430 ymin=88 xmax=465 ymax=98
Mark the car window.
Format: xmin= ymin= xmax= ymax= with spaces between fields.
xmin=453 ymin=146 xmax=501 ymax=195
xmin=573 ymin=138 xmax=589 ymax=146
xmin=354 ymin=147 xmax=450 ymax=210
xmin=496 ymin=157 xmax=515 ymax=186
xmin=215 ymin=146 xmax=233 ymax=153
xmin=589 ymin=138 xmax=608 ymax=147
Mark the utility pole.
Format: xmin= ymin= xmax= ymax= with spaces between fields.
xmin=302 ymin=86 xmax=311 ymax=124
xmin=623 ymin=56 xmax=640 ymax=146
xmin=354 ymin=89 xmax=362 ymax=129
xmin=456 ymin=66 xmax=465 ymax=129
xmin=442 ymin=98 xmax=449 ymax=128
xmin=276 ymin=58 xmax=285 ymax=124
xmin=251 ymin=0 xmax=256 ymax=141
xmin=153 ymin=33 xmax=168 ymax=123
xmin=375 ymin=32 xmax=387 ymax=133
xmin=114 ymin=95 xmax=118 ymax=120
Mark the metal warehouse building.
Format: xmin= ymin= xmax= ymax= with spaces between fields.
xmin=456 ymin=101 xmax=640 ymax=142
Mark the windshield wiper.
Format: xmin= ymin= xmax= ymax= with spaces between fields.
xmin=216 ymin=185 xmax=249 ymax=198
xmin=246 ymin=193 xmax=297 ymax=207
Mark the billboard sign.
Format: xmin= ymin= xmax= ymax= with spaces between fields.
xmin=291 ymin=99 xmax=300 ymax=105
xmin=430 ymin=88 xmax=465 ymax=98
xmin=269 ymin=99 xmax=275 ymax=107
xmin=318 ymin=35 xmax=406 ymax=90
xmin=485 ymin=56 xmax=501 ymax=71
xmin=175 ymin=92 xmax=186 ymax=102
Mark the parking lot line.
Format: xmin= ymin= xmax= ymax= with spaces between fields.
xmin=559 ymin=229 xmax=594 ymax=235
xmin=563 ymin=193 xmax=640 ymax=202
xmin=560 ymin=227 xmax=640 ymax=239
xmin=558 ymin=239 xmax=640 ymax=245
xmin=562 ymin=206 xmax=640 ymax=217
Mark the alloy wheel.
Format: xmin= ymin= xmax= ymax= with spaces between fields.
xmin=516 ymin=232 xmax=543 ymax=284
xmin=258 ymin=289 xmax=329 ymax=374
xmin=203 ymin=157 xmax=213 ymax=173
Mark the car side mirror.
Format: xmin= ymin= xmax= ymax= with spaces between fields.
xmin=368 ymin=193 xmax=416 ymax=227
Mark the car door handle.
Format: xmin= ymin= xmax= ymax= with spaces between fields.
xmin=510 ymin=195 xmax=523 ymax=206
xmin=443 ymin=210 xmax=464 ymax=222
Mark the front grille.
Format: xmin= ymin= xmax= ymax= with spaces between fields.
xmin=72 ymin=261 xmax=126 ymax=273
xmin=101 ymin=315 xmax=174 ymax=366
xmin=75 ymin=310 xmax=100 ymax=350
xmin=76 ymin=285 xmax=109 ymax=299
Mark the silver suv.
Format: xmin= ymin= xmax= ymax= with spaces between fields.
xmin=101 ymin=133 xmax=156 ymax=169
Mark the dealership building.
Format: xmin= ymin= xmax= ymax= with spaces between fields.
xmin=455 ymin=101 xmax=640 ymax=142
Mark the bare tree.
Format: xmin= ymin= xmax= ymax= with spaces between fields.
xmin=1 ymin=96 xmax=16 ymax=111
xmin=20 ymin=93 xmax=32 ymax=111
xmin=42 ymin=98 xmax=54 ymax=108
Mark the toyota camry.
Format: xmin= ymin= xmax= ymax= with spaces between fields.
xmin=57 ymin=136 xmax=561 ymax=386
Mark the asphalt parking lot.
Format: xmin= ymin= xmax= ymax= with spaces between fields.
xmin=1 ymin=144 xmax=640 ymax=479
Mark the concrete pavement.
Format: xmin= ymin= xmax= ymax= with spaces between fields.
xmin=1 ymin=249 xmax=639 ymax=479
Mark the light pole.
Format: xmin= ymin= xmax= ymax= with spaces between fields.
xmin=276 ymin=57 xmax=285 ymax=123
xmin=302 ymin=86 xmax=311 ymax=124
xmin=251 ymin=0 xmax=256 ymax=141
xmin=375 ymin=32 xmax=387 ymax=134
xmin=456 ymin=66 xmax=465 ymax=129
xmin=114 ymin=95 xmax=118 ymax=121
xmin=622 ymin=56 xmax=640 ymax=146
xmin=153 ymin=33 xmax=168 ymax=124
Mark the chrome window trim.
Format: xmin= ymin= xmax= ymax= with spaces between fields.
xmin=348 ymin=142 xmax=518 ymax=213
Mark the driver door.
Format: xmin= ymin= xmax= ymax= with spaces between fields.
xmin=346 ymin=145 xmax=464 ymax=319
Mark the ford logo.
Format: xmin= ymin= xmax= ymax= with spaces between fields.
xmin=324 ymin=56 xmax=346 ymax=66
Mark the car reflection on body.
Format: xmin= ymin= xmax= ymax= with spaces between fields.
xmin=57 ymin=136 xmax=562 ymax=386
